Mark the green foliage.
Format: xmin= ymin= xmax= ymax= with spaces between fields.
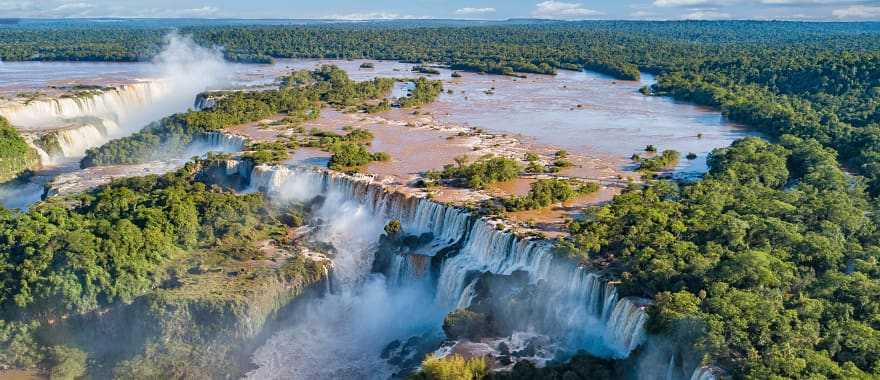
xmin=0 ymin=117 xmax=40 ymax=182
xmin=242 ymin=141 xmax=289 ymax=165
xmin=48 ymin=345 xmax=87 ymax=380
xmin=0 ymin=320 xmax=43 ymax=368
xmin=412 ymin=65 xmax=441 ymax=75
xmin=327 ymin=142 xmax=387 ymax=170
xmin=364 ymin=99 xmax=391 ymax=114
xmin=0 ymin=161 xmax=290 ymax=370
xmin=564 ymin=136 xmax=880 ymax=378
xmin=504 ymin=179 xmax=599 ymax=211
xmin=301 ymin=65 xmax=395 ymax=108
xmin=584 ymin=60 xmax=640 ymax=81
xmin=442 ymin=309 xmax=492 ymax=341
xmin=384 ymin=220 xmax=402 ymax=236
xmin=490 ymin=352 xmax=621 ymax=380
xmin=652 ymin=60 xmax=880 ymax=194
xmin=635 ymin=150 xmax=680 ymax=172
xmin=410 ymin=354 xmax=488 ymax=380
xmin=436 ymin=155 xmax=521 ymax=189
xmin=398 ymin=77 xmax=443 ymax=108
xmin=6 ymin=21 xmax=880 ymax=378
xmin=82 ymin=66 xmax=391 ymax=167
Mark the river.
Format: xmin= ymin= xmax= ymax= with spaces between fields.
xmin=0 ymin=58 xmax=747 ymax=378
xmin=0 ymin=59 xmax=756 ymax=209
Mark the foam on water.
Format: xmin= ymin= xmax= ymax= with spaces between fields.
xmin=242 ymin=165 xmax=655 ymax=379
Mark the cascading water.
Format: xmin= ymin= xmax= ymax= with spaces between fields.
xmin=239 ymin=164 xmax=653 ymax=378
xmin=0 ymin=33 xmax=237 ymax=211
xmin=185 ymin=131 xmax=248 ymax=156
xmin=690 ymin=366 xmax=718 ymax=380
xmin=0 ymin=83 xmax=168 ymax=164
xmin=0 ymin=82 xmax=169 ymax=128
xmin=0 ymin=33 xmax=234 ymax=166
xmin=246 ymin=165 xmax=443 ymax=379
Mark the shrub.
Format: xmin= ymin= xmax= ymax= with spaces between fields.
xmin=384 ymin=220 xmax=402 ymax=236
xmin=438 ymin=155 xmax=521 ymax=189
xmin=48 ymin=345 xmax=87 ymax=380
xmin=504 ymin=179 xmax=599 ymax=211
xmin=636 ymin=150 xmax=680 ymax=172
xmin=411 ymin=354 xmax=487 ymax=380
xmin=328 ymin=142 xmax=390 ymax=170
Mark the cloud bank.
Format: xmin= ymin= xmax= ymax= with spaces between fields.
xmin=532 ymin=1 xmax=603 ymax=18
xmin=455 ymin=7 xmax=497 ymax=15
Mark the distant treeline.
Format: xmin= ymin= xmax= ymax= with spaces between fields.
xmin=8 ymin=22 xmax=880 ymax=190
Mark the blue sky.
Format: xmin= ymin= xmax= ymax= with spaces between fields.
xmin=2 ymin=0 xmax=880 ymax=21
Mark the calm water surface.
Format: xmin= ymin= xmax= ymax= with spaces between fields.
xmin=2 ymin=59 xmax=758 ymax=177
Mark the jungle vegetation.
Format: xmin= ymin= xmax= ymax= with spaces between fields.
xmin=0 ymin=117 xmax=40 ymax=182
xmin=561 ymin=136 xmax=880 ymax=378
xmin=0 ymin=159 xmax=322 ymax=375
xmin=3 ymin=20 xmax=880 ymax=379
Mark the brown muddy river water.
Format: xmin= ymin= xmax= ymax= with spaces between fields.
xmin=3 ymin=58 xmax=754 ymax=176
xmin=2 ymin=58 xmax=757 ymax=210
xmin=260 ymin=59 xmax=758 ymax=175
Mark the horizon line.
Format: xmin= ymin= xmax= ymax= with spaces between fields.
xmin=5 ymin=17 xmax=879 ymax=23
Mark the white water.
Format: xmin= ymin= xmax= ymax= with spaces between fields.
xmin=243 ymin=165 xmax=651 ymax=379
xmin=690 ymin=366 xmax=718 ymax=380
xmin=184 ymin=131 xmax=248 ymax=157
xmin=246 ymin=166 xmax=442 ymax=379
xmin=0 ymin=33 xmax=233 ymax=164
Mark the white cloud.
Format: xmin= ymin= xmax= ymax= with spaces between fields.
xmin=832 ymin=5 xmax=880 ymax=18
xmin=653 ymin=0 xmax=716 ymax=6
xmin=52 ymin=2 xmax=95 ymax=11
xmin=326 ymin=11 xmax=431 ymax=20
xmin=174 ymin=6 xmax=220 ymax=17
xmin=630 ymin=10 xmax=656 ymax=17
xmin=532 ymin=1 xmax=603 ymax=18
xmin=682 ymin=10 xmax=733 ymax=18
xmin=760 ymin=0 xmax=850 ymax=4
xmin=455 ymin=7 xmax=496 ymax=15
xmin=0 ymin=1 xmax=223 ymax=18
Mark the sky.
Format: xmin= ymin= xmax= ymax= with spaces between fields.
xmin=2 ymin=0 xmax=880 ymax=21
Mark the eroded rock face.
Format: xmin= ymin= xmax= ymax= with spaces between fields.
xmin=41 ymin=240 xmax=333 ymax=379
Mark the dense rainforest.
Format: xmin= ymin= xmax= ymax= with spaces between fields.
xmin=560 ymin=135 xmax=880 ymax=378
xmin=2 ymin=20 xmax=880 ymax=379
xmin=0 ymin=159 xmax=326 ymax=377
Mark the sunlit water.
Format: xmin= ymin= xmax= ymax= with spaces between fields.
xmin=2 ymin=58 xmax=754 ymax=175
xmin=0 ymin=58 xmax=742 ymax=378
xmin=242 ymin=167 xmax=656 ymax=379
xmin=244 ymin=59 xmax=757 ymax=175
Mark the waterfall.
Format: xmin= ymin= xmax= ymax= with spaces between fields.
xmin=690 ymin=366 xmax=718 ymax=380
xmin=193 ymin=131 xmax=247 ymax=150
xmin=54 ymin=118 xmax=122 ymax=158
xmin=604 ymin=297 xmax=650 ymax=355
xmin=185 ymin=131 xmax=248 ymax=156
xmin=23 ymin=135 xmax=51 ymax=165
xmin=0 ymin=82 xmax=171 ymax=164
xmin=0 ymin=82 xmax=170 ymax=128
xmin=241 ymin=164 xmax=650 ymax=361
